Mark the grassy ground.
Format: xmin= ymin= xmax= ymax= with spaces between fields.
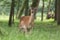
xmin=0 ymin=15 xmax=60 ymax=40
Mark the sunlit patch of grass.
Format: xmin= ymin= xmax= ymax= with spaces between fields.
xmin=36 ymin=17 xmax=54 ymax=23
xmin=0 ymin=15 xmax=9 ymax=21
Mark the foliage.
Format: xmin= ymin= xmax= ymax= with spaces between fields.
xmin=0 ymin=0 xmax=55 ymax=15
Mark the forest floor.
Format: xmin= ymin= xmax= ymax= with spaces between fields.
xmin=0 ymin=15 xmax=60 ymax=40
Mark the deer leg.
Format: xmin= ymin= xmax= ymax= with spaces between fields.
xmin=18 ymin=24 xmax=22 ymax=32
xmin=29 ymin=22 xmax=34 ymax=34
xmin=21 ymin=25 xmax=28 ymax=34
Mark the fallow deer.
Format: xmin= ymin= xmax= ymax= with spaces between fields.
xmin=19 ymin=8 xmax=34 ymax=33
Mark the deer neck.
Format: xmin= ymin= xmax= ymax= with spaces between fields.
xmin=29 ymin=13 xmax=34 ymax=23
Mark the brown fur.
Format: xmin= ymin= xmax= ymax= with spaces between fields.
xmin=19 ymin=16 xmax=34 ymax=33
xmin=19 ymin=8 xmax=35 ymax=33
xmin=20 ymin=16 xmax=34 ymax=27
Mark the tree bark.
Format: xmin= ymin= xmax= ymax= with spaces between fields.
xmin=54 ymin=0 xmax=57 ymax=21
xmin=57 ymin=0 xmax=60 ymax=25
xmin=8 ymin=0 xmax=15 ymax=26
xmin=17 ymin=0 xmax=28 ymax=18
xmin=25 ymin=0 xmax=29 ymax=16
xmin=41 ymin=0 xmax=44 ymax=21
xmin=16 ymin=0 xmax=20 ymax=18
xmin=47 ymin=0 xmax=51 ymax=16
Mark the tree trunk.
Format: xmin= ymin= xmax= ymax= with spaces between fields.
xmin=25 ymin=0 xmax=29 ymax=16
xmin=8 ymin=0 xmax=15 ymax=26
xmin=16 ymin=0 xmax=20 ymax=18
xmin=17 ymin=0 xmax=28 ymax=18
xmin=47 ymin=0 xmax=51 ymax=16
xmin=41 ymin=0 xmax=44 ymax=21
xmin=57 ymin=0 xmax=60 ymax=25
xmin=54 ymin=0 xmax=57 ymax=21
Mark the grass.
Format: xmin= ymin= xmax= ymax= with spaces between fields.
xmin=0 ymin=15 xmax=60 ymax=40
